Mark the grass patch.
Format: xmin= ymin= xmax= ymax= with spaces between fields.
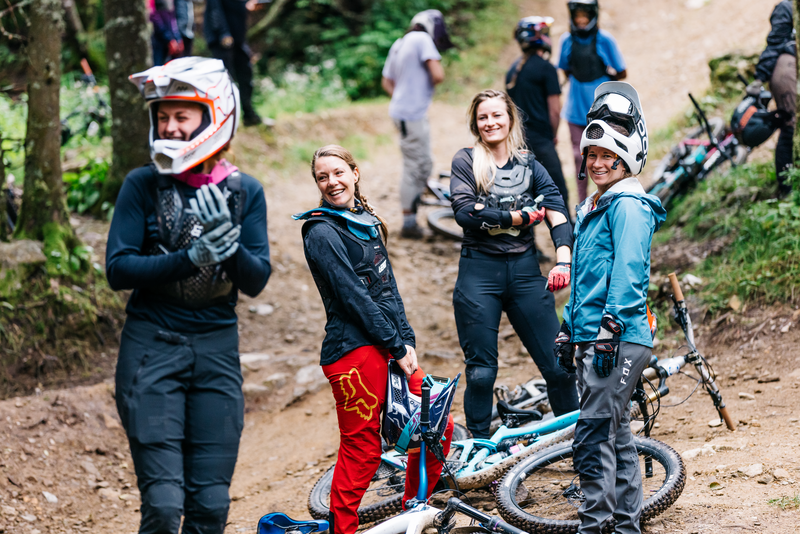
xmin=657 ymin=161 xmax=800 ymax=314
xmin=768 ymin=493 xmax=800 ymax=510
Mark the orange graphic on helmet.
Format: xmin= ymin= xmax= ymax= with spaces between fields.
xmin=338 ymin=368 xmax=379 ymax=421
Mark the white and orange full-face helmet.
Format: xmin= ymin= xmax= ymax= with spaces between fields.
xmin=129 ymin=57 xmax=240 ymax=175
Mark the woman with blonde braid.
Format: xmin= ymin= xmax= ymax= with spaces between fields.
xmin=294 ymin=145 xmax=453 ymax=534
xmin=450 ymin=90 xmax=579 ymax=439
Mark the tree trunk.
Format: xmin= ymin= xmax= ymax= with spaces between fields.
xmin=794 ymin=1 xmax=800 ymax=166
xmin=98 ymin=0 xmax=151 ymax=207
xmin=0 ymin=149 xmax=7 ymax=241
xmin=15 ymin=0 xmax=73 ymax=251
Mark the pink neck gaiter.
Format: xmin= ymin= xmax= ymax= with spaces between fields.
xmin=174 ymin=159 xmax=239 ymax=188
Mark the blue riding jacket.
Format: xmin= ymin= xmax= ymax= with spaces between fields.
xmin=562 ymin=178 xmax=666 ymax=347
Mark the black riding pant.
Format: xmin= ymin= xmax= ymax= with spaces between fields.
xmin=115 ymin=318 xmax=244 ymax=534
xmin=453 ymin=248 xmax=579 ymax=438
xmin=527 ymin=135 xmax=569 ymax=207
xmin=209 ymin=43 xmax=256 ymax=118
xmin=771 ymin=53 xmax=796 ymax=196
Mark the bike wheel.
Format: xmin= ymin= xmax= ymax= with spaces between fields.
xmin=647 ymin=118 xmax=725 ymax=206
xmin=495 ymin=437 xmax=686 ymax=534
xmin=308 ymin=461 xmax=405 ymax=523
xmin=452 ymin=422 xmax=472 ymax=441
xmin=427 ymin=207 xmax=463 ymax=240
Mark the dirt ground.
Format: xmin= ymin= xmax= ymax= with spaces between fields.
xmin=3 ymin=0 xmax=798 ymax=532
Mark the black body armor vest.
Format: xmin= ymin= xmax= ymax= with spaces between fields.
xmin=479 ymin=155 xmax=538 ymax=211
xmin=302 ymin=214 xmax=393 ymax=306
xmin=568 ymin=33 xmax=607 ymax=83
xmin=143 ymin=167 xmax=245 ymax=309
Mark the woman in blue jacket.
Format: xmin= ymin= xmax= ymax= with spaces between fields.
xmin=554 ymin=82 xmax=665 ymax=534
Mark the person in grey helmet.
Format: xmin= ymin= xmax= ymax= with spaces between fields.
xmin=555 ymin=82 xmax=665 ymax=534
xmin=106 ymin=57 xmax=270 ymax=534
xmin=381 ymin=9 xmax=453 ymax=238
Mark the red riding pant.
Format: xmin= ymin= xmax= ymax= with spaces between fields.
xmin=322 ymin=345 xmax=453 ymax=534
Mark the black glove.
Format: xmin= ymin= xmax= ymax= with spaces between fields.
xmin=554 ymin=322 xmax=576 ymax=374
xmin=593 ymin=313 xmax=623 ymax=378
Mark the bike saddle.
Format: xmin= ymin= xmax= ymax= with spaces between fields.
xmin=496 ymin=400 xmax=543 ymax=427
xmin=257 ymin=513 xmax=329 ymax=534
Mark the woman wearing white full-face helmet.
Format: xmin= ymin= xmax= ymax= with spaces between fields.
xmin=554 ymin=82 xmax=665 ymax=534
xmin=105 ymin=57 xmax=271 ymax=534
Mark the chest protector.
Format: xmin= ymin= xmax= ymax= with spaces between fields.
xmin=568 ymin=33 xmax=607 ymax=83
xmin=143 ymin=168 xmax=245 ymax=309
xmin=298 ymin=208 xmax=392 ymax=306
xmin=478 ymin=155 xmax=540 ymax=236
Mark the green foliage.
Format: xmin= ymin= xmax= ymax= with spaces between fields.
xmin=0 ymin=92 xmax=27 ymax=184
xmin=256 ymin=0 xmax=494 ymax=102
xmin=768 ymin=493 xmax=800 ymax=510
xmin=253 ymin=61 xmax=349 ymax=119
xmin=663 ymin=161 xmax=800 ymax=312
xmin=63 ymin=159 xmax=111 ymax=217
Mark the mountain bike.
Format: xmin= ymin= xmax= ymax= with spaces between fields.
xmin=263 ymin=380 xmax=529 ymax=534
xmin=493 ymin=273 xmax=735 ymax=533
xmin=308 ymin=273 xmax=734 ymax=528
xmin=422 ymin=172 xmax=462 ymax=240
xmin=647 ymin=91 xmax=748 ymax=209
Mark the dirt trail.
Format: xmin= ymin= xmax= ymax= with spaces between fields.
xmin=2 ymin=1 xmax=797 ymax=533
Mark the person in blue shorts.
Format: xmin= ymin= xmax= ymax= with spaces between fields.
xmin=558 ymin=0 xmax=626 ymax=203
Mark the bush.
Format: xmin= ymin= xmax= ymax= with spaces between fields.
xmin=664 ymin=161 xmax=800 ymax=312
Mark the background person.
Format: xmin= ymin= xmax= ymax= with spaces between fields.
xmin=558 ymin=0 xmax=626 ymax=203
xmin=149 ymin=0 xmax=184 ymax=66
xmin=106 ymin=57 xmax=271 ymax=534
xmin=555 ymin=82 xmax=665 ymax=534
xmin=381 ymin=10 xmax=453 ymax=238
xmin=295 ymin=145 xmax=454 ymax=534
xmin=751 ymin=0 xmax=796 ymax=197
xmin=449 ymin=89 xmax=579 ymax=439
xmin=205 ymin=0 xmax=263 ymax=126
xmin=506 ymin=16 xmax=569 ymax=206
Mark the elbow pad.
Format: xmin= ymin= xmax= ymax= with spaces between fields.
xmin=550 ymin=222 xmax=574 ymax=250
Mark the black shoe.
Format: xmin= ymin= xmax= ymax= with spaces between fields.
xmin=400 ymin=224 xmax=424 ymax=239
xmin=242 ymin=112 xmax=263 ymax=127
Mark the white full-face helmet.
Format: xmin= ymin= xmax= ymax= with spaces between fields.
xmin=579 ymin=81 xmax=648 ymax=178
xmin=129 ymin=57 xmax=240 ymax=175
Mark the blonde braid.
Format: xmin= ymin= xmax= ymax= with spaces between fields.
xmin=354 ymin=184 xmax=389 ymax=244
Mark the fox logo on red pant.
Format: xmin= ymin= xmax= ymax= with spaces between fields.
xmin=338 ymin=368 xmax=380 ymax=421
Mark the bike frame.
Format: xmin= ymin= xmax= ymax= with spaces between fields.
xmin=379 ymin=409 xmax=581 ymax=480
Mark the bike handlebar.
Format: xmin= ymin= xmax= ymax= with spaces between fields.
xmin=668 ymin=272 xmax=684 ymax=302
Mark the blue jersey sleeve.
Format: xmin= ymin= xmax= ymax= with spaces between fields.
xmin=597 ymin=30 xmax=626 ymax=73
xmin=557 ymin=32 xmax=571 ymax=70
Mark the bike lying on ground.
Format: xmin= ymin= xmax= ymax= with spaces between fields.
xmin=263 ymin=379 xmax=529 ymax=534
xmin=494 ymin=273 xmax=735 ymax=534
xmin=422 ymin=172 xmax=462 ymax=240
xmin=647 ymin=93 xmax=748 ymax=208
xmin=309 ymin=273 xmax=734 ymax=530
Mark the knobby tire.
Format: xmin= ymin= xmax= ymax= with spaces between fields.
xmin=308 ymin=423 xmax=471 ymax=523
xmin=427 ymin=208 xmax=463 ymax=240
xmin=494 ymin=437 xmax=686 ymax=534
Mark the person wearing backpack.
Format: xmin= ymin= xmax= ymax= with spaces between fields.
xmin=106 ymin=57 xmax=271 ymax=534
xmin=750 ymin=0 xmax=796 ymax=196
xmin=295 ymin=145 xmax=454 ymax=534
xmin=449 ymin=89 xmax=580 ymax=439
xmin=558 ymin=0 xmax=626 ymax=203
xmin=554 ymin=82 xmax=665 ymax=534
xmin=506 ymin=16 xmax=569 ymax=206
xmin=381 ymin=10 xmax=453 ymax=238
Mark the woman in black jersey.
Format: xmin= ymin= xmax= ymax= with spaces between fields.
xmin=295 ymin=145 xmax=452 ymax=534
xmin=105 ymin=58 xmax=271 ymax=534
xmin=450 ymin=89 xmax=579 ymax=438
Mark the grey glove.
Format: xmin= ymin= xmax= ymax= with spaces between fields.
xmin=187 ymin=221 xmax=241 ymax=267
xmin=187 ymin=183 xmax=231 ymax=232
xmin=745 ymin=80 xmax=763 ymax=97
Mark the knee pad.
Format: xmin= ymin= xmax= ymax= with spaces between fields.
xmin=184 ymin=484 xmax=230 ymax=532
xmin=465 ymin=366 xmax=497 ymax=390
xmin=140 ymin=483 xmax=183 ymax=532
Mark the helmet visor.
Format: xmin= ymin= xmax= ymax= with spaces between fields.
xmin=587 ymin=93 xmax=639 ymax=135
